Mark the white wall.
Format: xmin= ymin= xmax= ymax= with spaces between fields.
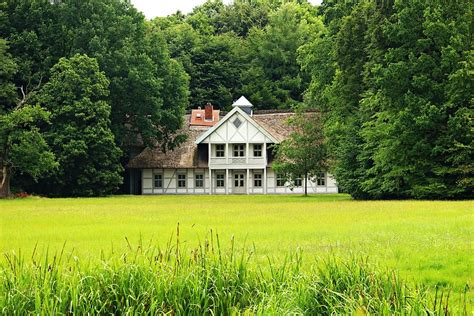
xmin=142 ymin=168 xmax=338 ymax=195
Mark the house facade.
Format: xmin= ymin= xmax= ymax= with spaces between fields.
xmin=127 ymin=96 xmax=338 ymax=195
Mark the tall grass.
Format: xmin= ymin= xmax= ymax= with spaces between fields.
xmin=1 ymin=226 xmax=468 ymax=315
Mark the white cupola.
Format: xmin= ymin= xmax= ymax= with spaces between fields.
xmin=232 ymin=96 xmax=253 ymax=115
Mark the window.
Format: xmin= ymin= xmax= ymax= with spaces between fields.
xmin=253 ymin=144 xmax=262 ymax=157
xmin=276 ymin=173 xmax=285 ymax=187
xmin=216 ymin=173 xmax=225 ymax=187
xmin=294 ymin=177 xmax=302 ymax=187
xmin=316 ymin=172 xmax=326 ymax=186
xmin=195 ymin=174 xmax=204 ymax=188
xmin=233 ymin=144 xmax=245 ymax=157
xmin=215 ymin=144 xmax=225 ymax=157
xmin=234 ymin=173 xmax=244 ymax=187
xmin=254 ymin=173 xmax=262 ymax=187
xmin=233 ymin=117 xmax=242 ymax=128
xmin=177 ymin=173 xmax=186 ymax=188
xmin=154 ymin=174 xmax=163 ymax=188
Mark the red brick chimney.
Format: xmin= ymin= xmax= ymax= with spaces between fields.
xmin=204 ymin=103 xmax=213 ymax=121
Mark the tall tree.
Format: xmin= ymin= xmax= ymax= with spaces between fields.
xmin=36 ymin=54 xmax=122 ymax=197
xmin=273 ymin=111 xmax=327 ymax=196
xmin=242 ymin=2 xmax=324 ymax=109
xmin=0 ymin=38 xmax=57 ymax=198
xmin=360 ymin=0 xmax=473 ymax=199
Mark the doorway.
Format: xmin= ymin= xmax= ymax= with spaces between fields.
xmin=233 ymin=171 xmax=246 ymax=194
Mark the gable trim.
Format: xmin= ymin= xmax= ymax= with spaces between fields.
xmin=195 ymin=107 xmax=279 ymax=144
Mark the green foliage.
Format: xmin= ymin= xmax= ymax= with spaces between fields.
xmin=0 ymin=38 xmax=16 ymax=107
xmin=302 ymin=0 xmax=473 ymax=199
xmin=36 ymin=54 xmax=122 ymax=196
xmin=1 ymin=0 xmax=189 ymax=150
xmin=0 ymin=38 xmax=56 ymax=197
xmin=189 ymin=33 xmax=243 ymax=108
xmin=242 ymin=3 xmax=324 ymax=109
xmin=0 ymin=230 xmax=465 ymax=314
xmin=273 ymin=111 xmax=327 ymax=195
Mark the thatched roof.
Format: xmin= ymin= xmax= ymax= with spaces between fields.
xmin=127 ymin=112 xmax=295 ymax=169
xmin=252 ymin=112 xmax=293 ymax=142
xmin=127 ymin=115 xmax=209 ymax=169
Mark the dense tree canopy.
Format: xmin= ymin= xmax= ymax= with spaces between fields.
xmin=0 ymin=38 xmax=57 ymax=198
xmin=34 ymin=54 xmax=123 ymax=197
xmin=1 ymin=0 xmax=189 ymax=196
xmin=301 ymin=0 xmax=473 ymax=199
xmin=0 ymin=0 xmax=471 ymax=199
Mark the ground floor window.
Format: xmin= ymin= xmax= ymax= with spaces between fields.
xmin=276 ymin=173 xmax=285 ymax=187
xmin=177 ymin=173 xmax=186 ymax=188
xmin=294 ymin=177 xmax=302 ymax=187
xmin=216 ymin=173 xmax=225 ymax=187
xmin=154 ymin=174 xmax=163 ymax=188
xmin=254 ymin=173 xmax=262 ymax=187
xmin=316 ymin=172 xmax=326 ymax=186
xmin=195 ymin=173 xmax=204 ymax=188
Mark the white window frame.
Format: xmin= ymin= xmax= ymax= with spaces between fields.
xmin=215 ymin=144 xmax=225 ymax=157
xmin=294 ymin=177 xmax=302 ymax=187
xmin=216 ymin=172 xmax=225 ymax=187
xmin=254 ymin=173 xmax=262 ymax=187
xmin=276 ymin=173 xmax=285 ymax=187
xmin=177 ymin=173 xmax=186 ymax=188
xmin=195 ymin=173 xmax=204 ymax=188
xmin=253 ymin=144 xmax=262 ymax=157
xmin=316 ymin=172 xmax=326 ymax=186
xmin=153 ymin=173 xmax=163 ymax=188
xmin=233 ymin=144 xmax=245 ymax=157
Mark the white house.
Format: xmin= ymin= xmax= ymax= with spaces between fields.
xmin=127 ymin=96 xmax=338 ymax=195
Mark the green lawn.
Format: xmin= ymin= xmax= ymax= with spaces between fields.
xmin=0 ymin=194 xmax=472 ymax=292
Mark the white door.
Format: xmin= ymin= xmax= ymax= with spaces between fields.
xmin=233 ymin=172 xmax=246 ymax=194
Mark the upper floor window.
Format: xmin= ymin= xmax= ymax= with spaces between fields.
xmin=215 ymin=144 xmax=225 ymax=157
xmin=195 ymin=174 xmax=204 ymax=188
xmin=233 ymin=144 xmax=245 ymax=157
xmin=177 ymin=173 xmax=186 ymax=188
xmin=253 ymin=144 xmax=262 ymax=157
xmin=316 ymin=172 xmax=326 ymax=186
xmin=154 ymin=174 xmax=163 ymax=188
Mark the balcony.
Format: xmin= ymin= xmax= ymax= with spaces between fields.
xmin=209 ymin=156 xmax=266 ymax=168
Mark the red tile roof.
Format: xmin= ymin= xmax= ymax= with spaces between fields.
xmin=190 ymin=109 xmax=220 ymax=126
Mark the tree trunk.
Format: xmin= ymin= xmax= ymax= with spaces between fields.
xmin=0 ymin=165 xmax=11 ymax=198
xmin=304 ymin=173 xmax=308 ymax=196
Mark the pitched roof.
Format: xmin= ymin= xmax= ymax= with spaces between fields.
xmin=127 ymin=115 xmax=209 ymax=169
xmin=252 ymin=112 xmax=294 ymax=143
xmin=232 ymin=95 xmax=253 ymax=108
xmin=190 ymin=109 xmax=220 ymax=126
xmin=195 ymin=106 xmax=280 ymax=144
xmin=127 ymin=111 xmax=295 ymax=169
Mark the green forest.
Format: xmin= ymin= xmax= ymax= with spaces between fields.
xmin=0 ymin=0 xmax=472 ymax=199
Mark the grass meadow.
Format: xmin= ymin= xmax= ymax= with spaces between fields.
xmin=0 ymin=194 xmax=472 ymax=313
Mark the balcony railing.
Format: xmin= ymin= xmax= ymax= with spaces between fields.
xmin=209 ymin=156 xmax=266 ymax=166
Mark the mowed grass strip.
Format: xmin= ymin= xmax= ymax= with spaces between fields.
xmin=0 ymin=194 xmax=472 ymax=291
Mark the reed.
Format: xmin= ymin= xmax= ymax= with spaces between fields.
xmin=0 ymin=227 xmax=468 ymax=315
